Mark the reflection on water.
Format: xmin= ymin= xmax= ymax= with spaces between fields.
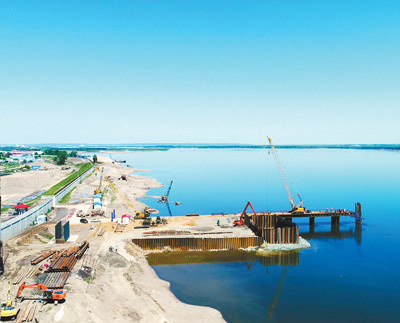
xmin=149 ymin=249 xmax=298 ymax=321
xmin=147 ymin=249 xmax=300 ymax=267
xmin=119 ymin=149 xmax=400 ymax=322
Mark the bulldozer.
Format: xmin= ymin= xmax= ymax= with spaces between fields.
xmin=1 ymin=282 xmax=18 ymax=320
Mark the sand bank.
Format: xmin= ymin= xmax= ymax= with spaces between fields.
xmin=0 ymin=155 xmax=226 ymax=322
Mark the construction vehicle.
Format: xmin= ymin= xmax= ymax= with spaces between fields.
xmin=1 ymin=282 xmax=18 ymax=320
xmin=268 ymin=137 xmax=305 ymax=214
xmin=94 ymin=167 xmax=104 ymax=194
xmin=158 ymin=181 xmax=173 ymax=203
xmin=135 ymin=207 xmax=151 ymax=219
xmin=16 ymin=283 xmax=66 ymax=304
xmin=233 ymin=201 xmax=258 ymax=226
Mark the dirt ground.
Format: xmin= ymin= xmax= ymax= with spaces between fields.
xmin=1 ymin=160 xmax=77 ymax=206
xmin=0 ymin=155 xmax=226 ymax=322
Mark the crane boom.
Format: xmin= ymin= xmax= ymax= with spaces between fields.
xmin=166 ymin=181 xmax=173 ymax=197
xmin=268 ymin=137 xmax=304 ymax=213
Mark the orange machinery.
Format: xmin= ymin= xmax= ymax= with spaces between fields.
xmin=233 ymin=201 xmax=258 ymax=226
xmin=16 ymin=283 xmax=66 ymax=303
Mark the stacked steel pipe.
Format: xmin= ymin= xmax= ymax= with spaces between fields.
xmin=46 ymin=241 xmax=89 ymax=273
xmin=75 ymin=241 xmax=89 ymax=259
xmin=42 ymin=272 xmax=70 ymax=289
xmin=31 ymin=250 xmax=58 ymax=265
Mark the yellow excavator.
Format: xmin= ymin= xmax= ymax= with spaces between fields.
xmin=268 ymin=137 xmax=305 ymax=213
xmin=135 ymin=207 xmax=151 ymax=219
xmin=1 ymin=282 xmax=18 ymax=320
xmin=94 ymin=167 xmax=104 ymax=194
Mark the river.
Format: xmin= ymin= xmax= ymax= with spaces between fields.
xmin=109 ymin=148 xmax=400 ymax=322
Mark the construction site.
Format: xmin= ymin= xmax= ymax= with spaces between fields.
xmin=0 ymin=139 xmax=362 ymax=322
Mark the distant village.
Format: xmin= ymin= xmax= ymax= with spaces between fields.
xmin=0 ymin=150 xmax=42 ymax=164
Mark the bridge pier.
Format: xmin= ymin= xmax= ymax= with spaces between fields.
xmin=355 ymin=202 xmax=362 ymax=226
xmin=309 ymin=216 xmax=315 ymax=233
xmin=331 ymin=216 xmax=340 ymax=232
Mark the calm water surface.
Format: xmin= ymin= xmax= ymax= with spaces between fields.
xmin=110 ymin=148 xmax=400 ymax=322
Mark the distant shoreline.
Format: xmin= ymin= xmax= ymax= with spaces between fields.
xmin=1 ymin=144 xmax=399 ymax=152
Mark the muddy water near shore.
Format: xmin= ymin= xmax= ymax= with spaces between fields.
xmin=113 ymin=148 xmax=400 ymax=322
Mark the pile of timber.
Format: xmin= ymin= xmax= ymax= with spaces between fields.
xmin=42 ymin=272 xmax=69 ymax=289
xmin=16 ymin=300 xmax=37 ymax=323
xmin=97 ymin=226 xmax=105 ymax=236
xmin=31 ymin=250 xmax=58 ymax=265
xmin=13 ymin=266 xmax=41 ymax=285
xmin=114 ymin=224 xmax=126 ymax=233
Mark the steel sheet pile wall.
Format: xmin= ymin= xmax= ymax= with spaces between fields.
xmin=244 ymin=213 xmax=299 ymax=244
xmin=132 ymin=237 xmax=263 ymax=251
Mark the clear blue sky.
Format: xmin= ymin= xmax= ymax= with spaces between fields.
xmin=1 ymin=1 xmax=399 ymax=145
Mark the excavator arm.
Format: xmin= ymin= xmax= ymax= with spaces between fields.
xmin=234 ymin=201 xmax=258 ymax=226
xmin=16 ymin=283 xmax=48 ymax=298
xmin=16 ymin=283 xmax=66 ymax=302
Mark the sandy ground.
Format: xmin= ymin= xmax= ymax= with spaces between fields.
xmin=0 ymin=155 xmax=226 ymax=322
xmin=1 ymin=158 xmax=86 ymax=206
xmin=1 ymin=226 xmax=225 ymax=323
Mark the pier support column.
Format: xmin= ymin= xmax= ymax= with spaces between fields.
xmin=355 ymin=202 xmax=362 ymax=226
xmin=331 ymin=216 xmax=340 ymax=233
xmin=355 ymin=223 xmax=362 ymax=245
xmin=309 ymin=216 xmax=315 ymax=233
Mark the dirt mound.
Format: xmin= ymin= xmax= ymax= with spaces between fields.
xmin=99 ymin=252 xmax=129 ymax=268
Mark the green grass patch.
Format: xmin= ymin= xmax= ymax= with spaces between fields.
xmin=45 ymin=162 xmax=93 ymax=196
xmin=23 ymin=196 xmax=42 ymax=207
xmin=43 ymin=233 xmax=54 ymax=240
xmin=59 ymin=187 xmax=76 ymax=203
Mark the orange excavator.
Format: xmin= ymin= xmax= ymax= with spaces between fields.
xmin=16 ymin=283 xmax=66 ymax=303
xmin=233 ymin=201 xmax=258 ymax=226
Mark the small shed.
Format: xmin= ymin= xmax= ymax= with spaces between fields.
xmin=37 ymin=214 xmax=47 ymax=224
xmin=121 ymin=214 xmax=131 ymax=224
xmin=93 ymin=202 xmax=102 ymax=210
xmin=13 ymin=203 xmax=30 ymax=215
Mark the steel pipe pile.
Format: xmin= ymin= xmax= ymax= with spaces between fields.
xmin=46 ymin=241 xmax=89 ymax=273
xmin=75 ymin=241 xmax=89 ymax=259
xmin=31 ymin=250 xmax=58 ymax=265
xmin=42 ymin=272 xmax=69 ymax=289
